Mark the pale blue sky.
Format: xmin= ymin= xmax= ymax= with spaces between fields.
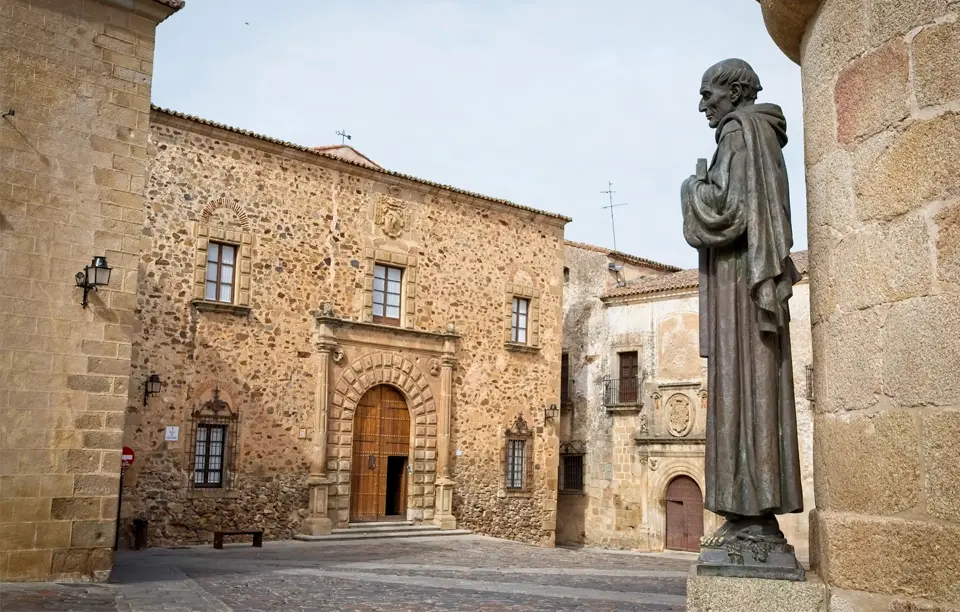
xmin=152 ymin=1 xmax=804 ymax=269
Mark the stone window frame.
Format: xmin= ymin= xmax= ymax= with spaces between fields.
xmin=559 ymin=440 xmax=586 ymax=495
xmin=501 ymin=414 xmax=534 ymax=497
xmin=503 ymin=284 xmax=541 ymax=352
xmin=185 ymin=389 xmax=241 ymax=494
xmin=192 ymin=224 xmax=253 ymax=315
xmin=362 ymin=248 xmax=418 ymax=329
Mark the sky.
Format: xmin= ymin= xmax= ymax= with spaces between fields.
xmin=151 ymin=1 xmax=805 ymax=269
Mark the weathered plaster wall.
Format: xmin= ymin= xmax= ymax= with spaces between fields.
xmin=0 ymin=0 xmax=175 ymax=581
xmin=122 ymin=111 xmax=565 ymax=547
xmin=559 ymin=245 xmax=814 ymax=556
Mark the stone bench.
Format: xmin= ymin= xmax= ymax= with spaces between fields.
xmin=213 ymin=530 xmax=263 ymax=549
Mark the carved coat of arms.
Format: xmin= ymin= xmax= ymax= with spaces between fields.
xmin=375 ymin=196 xmax=407 ymax=238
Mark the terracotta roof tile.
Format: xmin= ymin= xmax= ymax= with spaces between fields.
xmin=603 ymin=250 xmax=809 ymax=299
xmin=150 ymin=106 xmax=571 ymax=223
xmin=312 ymin=145 xmax=382 ymax=169
xmin=564 ymin=240 xmax=682 ymax=273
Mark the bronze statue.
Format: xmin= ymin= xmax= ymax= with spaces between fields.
xmin=681 ymin=59 xmax=804 ymax=580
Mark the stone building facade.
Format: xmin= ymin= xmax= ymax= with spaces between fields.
xmin=557 ymin=243 xmax=814 ymax=558
xmin=118 ymin=107 xmax=568 ymax=547
xmin=0 ymin=0 xmax=181 ymax=581
xmin=759 ymin=1 xmax=960 ymax=609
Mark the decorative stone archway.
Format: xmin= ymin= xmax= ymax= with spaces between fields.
xmin=300 ymin=316 xmax=459 ymax=537
xmin=328 ymin=353 xmax=437 ymax=525
xmin=644 ymin=461 xmax=718 ymax=552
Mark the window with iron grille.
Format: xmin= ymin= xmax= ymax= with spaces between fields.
xmin=561 ymin=353 xmax=571 ymax=405
xmin=187 ymin=388 xmax=240 ymax=490
xmin=511 ymin=297 xmax=529 ymax=344
xmin=506 ymin=438 xmax=526 ymax=490
xmin=373 ymin=264 xmax=403 ymax=326
xmin=560 ymin=454 xmax=584 ymax=492
xmin=205 ymin=242 xmax=237 ymax=303
xmin=194 ymin=424 xmax=227 ymax=487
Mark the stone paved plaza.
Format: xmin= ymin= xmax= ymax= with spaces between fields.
xmin=0 ymin=535 xmax=693 ymax=611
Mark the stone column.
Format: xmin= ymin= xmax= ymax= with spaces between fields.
xmin=302 ymin=321 xmax=336 ymax=535
xmin=434 ymin=336 xmax=457 ymax=530
xmin=758 ymin=1 xmax=960 ymax=610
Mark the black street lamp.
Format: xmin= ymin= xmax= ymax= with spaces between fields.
xmin=75 ymin=256 xmax=112 ymax=308
xmin=544 ymin=403 xmax=559 ymax=422
xmin=143 ymin=374 xmax=162 ymax=405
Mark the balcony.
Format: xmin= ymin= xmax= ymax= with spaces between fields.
xmin=603 ymin=377 xmax=642 ymax=411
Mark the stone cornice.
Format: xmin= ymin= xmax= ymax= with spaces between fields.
xmin=97 ymin=0 xmax=183 ymax=24
xmin=315 ymin=316 xmax=459 ymax=346
xmin=757 ymin=0 xmax=824 ymax=64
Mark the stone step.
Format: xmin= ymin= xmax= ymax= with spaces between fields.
xmin=347 ymin=520 xmax=413 ymax=528
xmin=334 ymin=524 xmax=438 ymax=535
xmin=294 ymin=529 xmax=472 ymax=542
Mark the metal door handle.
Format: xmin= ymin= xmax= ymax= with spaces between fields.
xmin=368 ymin=455 xmax=376 ymax=469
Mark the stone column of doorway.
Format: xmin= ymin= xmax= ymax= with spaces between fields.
xmin=758 ymin=1 xmax=960 ymax=610
xmin=302 ymin=321 xmax=336 ymax=535
xmin=433 ymin=335 xmax=458 ymax=529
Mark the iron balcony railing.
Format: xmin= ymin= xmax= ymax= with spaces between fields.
xmin=603 ymin=377 xmax=641 ymax=406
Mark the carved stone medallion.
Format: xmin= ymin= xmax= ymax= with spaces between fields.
xmin=666 ymin=394 xmax=693 ymax=437
xmin=375 ymin=195 xmax=407 ymax=238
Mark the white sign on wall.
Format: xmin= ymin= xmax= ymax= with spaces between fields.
xmin=164 ymin=426 xmax=180 ymax=442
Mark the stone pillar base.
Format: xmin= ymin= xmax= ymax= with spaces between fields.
xmin=686 ymin=568 xmax=826 ymax=612
xmin=302 ymin=516 xmax=332 ymax=536
xmin=434 ymin=513 xmax=457 ymax=530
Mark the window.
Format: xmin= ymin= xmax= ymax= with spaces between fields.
xmin=618 ymin=351 xmax=639 ymax=403
xmin=205 ymin=242 xmax=236 ymax=303
xmin=373 ymin=264 xmax=402 ymax=326
xmin=560 ymin=454 xmax=584 ymax=492
xmin=194 ymin=424 xmax=227 ymax=488
xmin=506 ymin=438 xmax=526 ymax=490
xmin=511 ymin=297 xmax=529 ymax=344
xmin=561 ymin=353 xmax=571 ymax=405
xmin=563 ymin=267 xmax=570 ymax=283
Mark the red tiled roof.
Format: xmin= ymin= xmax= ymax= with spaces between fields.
xmin=564 ymin=240 xmax=682 ymax=273
xmin=603 ymin=250 xmax=809 ymax=299
xmin=150 ymin=106 xmax=572 ymax=223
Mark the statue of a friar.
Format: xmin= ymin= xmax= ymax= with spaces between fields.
xmin=681 ymin=58 xmax=805 ymax=580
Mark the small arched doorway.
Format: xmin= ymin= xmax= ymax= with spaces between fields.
xmin=350 ymin=385 xmax=410 ymax=522
xmin=665 ymin=475 xmax=704 ymax=552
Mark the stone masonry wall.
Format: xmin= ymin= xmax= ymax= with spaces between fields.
xmin=800 ymin=0 xmax=960 ymax=608
xmin=0 ymin=0 xmax=173 ymax=581
xmin=122 ymin=111 xmax=565 ymax=547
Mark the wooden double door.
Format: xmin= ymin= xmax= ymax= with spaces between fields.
xmin=350 ymin=385 xmax=410 ymax=522
xmin=665 ymin=475 xmax=704 ymax=552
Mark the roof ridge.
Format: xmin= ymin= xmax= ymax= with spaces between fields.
xmin=564 ymin=239 xmax=682 ymax=272
xmin=149 ymin=105 xmax=571 ymax=223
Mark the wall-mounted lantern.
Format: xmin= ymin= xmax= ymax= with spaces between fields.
xmin=143 ymin=374 xmax=162 ymax=405
xmin=75 ymin=256 xmax=112 ymax=308
xmin=544 ymin=403 xmax=559 ymax=422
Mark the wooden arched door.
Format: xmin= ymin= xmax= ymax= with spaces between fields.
xmin=665 ymin=475 xmax=704 ymax=552
xmin=350 ymin=385 xmax=410 ymax=522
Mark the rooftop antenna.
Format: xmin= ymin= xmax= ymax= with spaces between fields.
xmin=600 ymin=181 xmax=628 ymax=251
xmin=336 ymin=130 xmax=352 ymax=145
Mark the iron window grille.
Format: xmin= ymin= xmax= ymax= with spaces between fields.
xmin=373 ymin=264 xmax=403 ymax=326
xmin=511 ymin=297 xmax=529 ymax=344
xmin=205 ymin=242 xmax=237 ymax=303
xmin=560 ymin=353 xmax=572 ymax=406
xmin=559 ymin=453 xmax=584 ymax=492
xmin=186 ymin=388 xmax=240 ymax=490
xmin=504 ymin=414 xmax=533 ymax=493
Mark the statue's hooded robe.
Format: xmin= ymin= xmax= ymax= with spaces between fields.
xmin=681 ymin=102 xmax=804 ymax=518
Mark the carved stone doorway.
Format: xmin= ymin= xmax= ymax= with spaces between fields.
xmin=350 ymin=385 xmax=410 ymax=522
xmin=665 ymin=475 xmax=704 ymax=552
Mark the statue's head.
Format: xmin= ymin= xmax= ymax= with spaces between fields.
xmin=699 ymin=59 xmax=762 ymax=128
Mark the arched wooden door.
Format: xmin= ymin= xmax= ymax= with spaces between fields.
xmin=350 ymin=385 xmax=410 ymax=522
xmin=665 ymin=475 xmax=704 ymax=552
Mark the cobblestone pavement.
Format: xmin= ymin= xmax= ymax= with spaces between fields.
xmin=0 ymin=535 xmax=695 ymax=611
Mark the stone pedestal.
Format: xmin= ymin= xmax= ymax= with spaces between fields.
xmin=433 ymin=478 xmax=457 ymax=530
xmin=687 ymin=568 xmax=827 ymax=612
xmin=301 ymin=476 xmax=332 ymax=536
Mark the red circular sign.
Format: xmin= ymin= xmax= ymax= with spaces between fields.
xmin=121 ymin=446 xmax=135 ymax=468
